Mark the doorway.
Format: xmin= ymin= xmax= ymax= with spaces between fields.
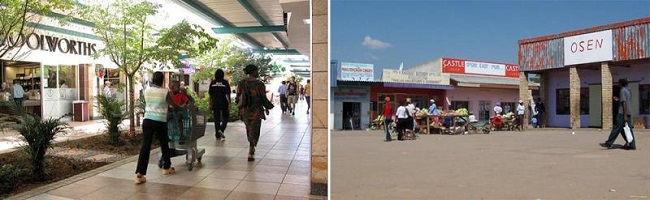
xmin=342 ymin=102 xmax=361 ymax=130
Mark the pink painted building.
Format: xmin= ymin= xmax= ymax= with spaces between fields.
xmin=409 ymin=58 xmax=538 ymax=121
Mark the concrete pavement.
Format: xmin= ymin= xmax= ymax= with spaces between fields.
xmin=331 ymin=128 xmax=649 ymax=199
xmin=9 ymin=102 xmax=324 ymax=200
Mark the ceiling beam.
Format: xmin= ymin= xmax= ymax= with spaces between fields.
xmin=213 ymin=25 xmax=286 ymax=34
xmin=178 ymin=0 xmax=264 ymax=48
xmin=237 ymin=0 xmax=289 ymax=48
xmin=253 ymin=49 xmax=301 ymax=55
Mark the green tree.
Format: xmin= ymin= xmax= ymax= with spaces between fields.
xmin=82 ymin=0 xmax=160 ymax=136
xmin=83 ymin=1 xmax=216 ymax=136
xmin=0 ymin=0 xmax=74 ymax=59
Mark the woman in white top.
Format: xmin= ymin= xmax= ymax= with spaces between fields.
xmin=394 ymin=100 xmax=411 ymax=140
xmin=516 ymin=100 xmax=525 ymax=131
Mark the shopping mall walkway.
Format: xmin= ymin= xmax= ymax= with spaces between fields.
xmin=12 ymin=101 xmax=322 ymax=200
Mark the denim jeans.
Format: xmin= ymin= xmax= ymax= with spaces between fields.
xmin=384 ymin=118 xmax=393 ymax=141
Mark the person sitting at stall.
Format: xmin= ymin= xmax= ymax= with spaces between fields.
xmin=493 ymin=102 xmax=504 ymax=131
xmin=427 ymin=99 xmax=441 ymax=123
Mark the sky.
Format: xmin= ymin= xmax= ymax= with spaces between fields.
xmin=331 ymin=0 xmax=650 ymax=77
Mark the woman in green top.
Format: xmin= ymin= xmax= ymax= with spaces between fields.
xmin=237 ymin=64 xmax=274 ymax=161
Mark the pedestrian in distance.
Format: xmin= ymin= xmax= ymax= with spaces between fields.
xmin=237 ymin=64 xmax=275 ymax=161
xmin=209 ymin=69 xmax=231 ymax=141
xmin=278 ymin=81 xmax=288 ymax=113
xmin=382 ymin=96 xmax=393 ymax=141
xmin=600 ymin=78 xmax=636 ymax=150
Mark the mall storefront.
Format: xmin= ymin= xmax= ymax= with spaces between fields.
xmin=518 ymin=17 xmax=650 ymax=129
xmin=0 ymin=17 xmax=121 ymax=121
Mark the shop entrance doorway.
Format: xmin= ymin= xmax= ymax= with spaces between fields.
xmin=342 ymin=102 xmax=361 ymax=130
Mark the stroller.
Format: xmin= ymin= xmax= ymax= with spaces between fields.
xmin=469 ymin=120 xmax=492 ymax=134
xmin=159 ymin=105 xmax=206 ymax=171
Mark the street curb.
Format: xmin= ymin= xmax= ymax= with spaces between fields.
xmin=6 ymin=148 xmax=162 ymax=200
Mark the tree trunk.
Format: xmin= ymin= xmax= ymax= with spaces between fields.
xmin=128 ymin=75 xmax=136 ymax=137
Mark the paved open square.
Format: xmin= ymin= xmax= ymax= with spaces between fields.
xmin=331 ymin=129 xmax=650 ymax=199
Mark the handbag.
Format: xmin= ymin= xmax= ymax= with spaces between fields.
xmin=624 ymin=122 xmax=634 ymax=143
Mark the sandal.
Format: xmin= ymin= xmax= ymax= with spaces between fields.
xmin=135 ymin=174 xmax=146 ymax=184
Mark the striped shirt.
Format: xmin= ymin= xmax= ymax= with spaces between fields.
xmin=144 ymin=87 xmax=168 ymax=122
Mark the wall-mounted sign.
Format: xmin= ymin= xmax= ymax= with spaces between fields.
xmin=382 ymin=69 xmax=450 ymax=85
xmin=441 ymin=58 xmax=519 ymax=78
xmin=333 ymin=86 xmax=370 ymax=101
xmin=563 ymin=30 xmax=613 ymax=66
xmin=0 ymin=32 xmax=98 ymax=56
xmin=340 ymin=62 xmax=374 ymax=81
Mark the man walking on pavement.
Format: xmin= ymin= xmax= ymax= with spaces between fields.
xmin=209 ymin=69 xmax=231 ymax=141
xmin=382 ymin=97 xmax=393 ymax=141
xmin=601 ymin=78 xmax=636 ymax=150
xmin=287 ymin=77 xmax=298 ymax=115
xmin=278 ymin=81 xmax=288 ymax=113
xmin=305 ymin=79 xmax=311 ymax=114
xmin=11 ymin=80 xmax=24 ymax=113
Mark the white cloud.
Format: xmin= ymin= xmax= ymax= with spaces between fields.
xmin=362 ymin=36 xmax=392 ymax=50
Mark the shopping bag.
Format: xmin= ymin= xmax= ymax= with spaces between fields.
xmin=623 ymin=122 xmax=634 ymax=143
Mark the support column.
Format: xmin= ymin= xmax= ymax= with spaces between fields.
xmin=310 ymin=0 xmax=328 ymax=196
xmin=569 ymin=67 xmax=581 ymax=129
xmin=601 ymin=62 xmax=613 ymax=130
xmin=519 ymin=71 xmax=529 ymax=129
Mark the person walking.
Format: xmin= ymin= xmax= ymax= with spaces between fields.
xmin=535 ymin=97 xmax=546 ymax=128
xmin=516 ymin=100 xmax=525 ymax=131
xmin=406 ymin=99 xmax=419 ymax=138
xmin=382 ymin=97 xmax=393 ymax=141
xmin=135 ymin=72 xmax=183 ymax=184
xmin=305 ymin=79 xmax=311 ymax=114
xmin=103 ymin=81 xmax=112 ymax=97
xmin=209 ymin=69 xmax=231 ymax=141
xmin=11 ymin=80 xmax=24 ymax=112
xmin=278 ymin=81 xmax=288 ymax=113
xmin=237 ymin=64 xmax=274 ymax=161
xmin=395 ymin=100 xmax=410 ymax=141
xmin=287 ymin=77 xmax=298 ymax=115
xmin=601 ymin=79 xmax=636 ymax=150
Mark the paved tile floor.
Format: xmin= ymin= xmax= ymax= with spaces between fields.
xmin=332 ymin=128 xmax=650 ymax=199
xmin=16 ymin=102 xmax=324 ymax=200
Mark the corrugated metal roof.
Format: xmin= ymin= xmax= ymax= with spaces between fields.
xmin=519 ymin=17 xmax=650 ymax=44
xmin=450 ymin=74 xmax=541 ymax=86
xmin=518 ymin=38 xmax=564 ymax=71
xmin=613 ymin=23 xmax=650 ymax=61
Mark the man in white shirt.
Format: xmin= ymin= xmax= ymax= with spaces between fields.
xmin=395 ymin=100 xmax=410 ymax=141
xmin=516 ymin=100 xmax=525 ymax=131
xmin=277 ymin=81 xmax=288 ymax=113
xmin=494 ymin=102 xmax=503 ymax=116
xmin=11 ymin=80 xmax=25 ymax=111
xmin=405 ymin=99 xmax=419 ymax=138
xmin=103 ymin=81 xmax=113 ymax=97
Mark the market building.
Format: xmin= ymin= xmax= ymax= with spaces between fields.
xmin=518 ymin=17 xmax=649 ymax=130
xmin=408 ymin=57 xmax=537 ymax=121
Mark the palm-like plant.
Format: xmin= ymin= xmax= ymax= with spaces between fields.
xmin=0 ymin=100 xmax=68 ymax=181
xmin=96 ymin=95 xmax=128 ymax=145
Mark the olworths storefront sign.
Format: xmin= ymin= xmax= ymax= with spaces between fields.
xmin=0 ymin=32 xmax=98 ymax=56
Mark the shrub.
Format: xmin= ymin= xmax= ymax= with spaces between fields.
xmin=0 ymin=100 xmax=68 ymax=181
xmin=0 ymin=164 xmax=26 ymax=194
xmin=21 ymin=116 xmax=68 ymax=181
xmin=186 ymin=89 xmax=239 ymax=122
xmin=96 ymin=95 xmax=128 ymax=146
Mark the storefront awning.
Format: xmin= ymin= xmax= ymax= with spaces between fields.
xmin=450 ymin=74 xmax=539 ymax=86
xmin=383 ymin=82 xmax=454 ymax=90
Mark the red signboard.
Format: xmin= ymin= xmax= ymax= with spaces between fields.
xmin=441 ymin=58 xmax=465 ymax=74
xmin=441 ymin=58 xmax=520 ymax=78
xmin=505 ymin=64 xmax=520 ymax=78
